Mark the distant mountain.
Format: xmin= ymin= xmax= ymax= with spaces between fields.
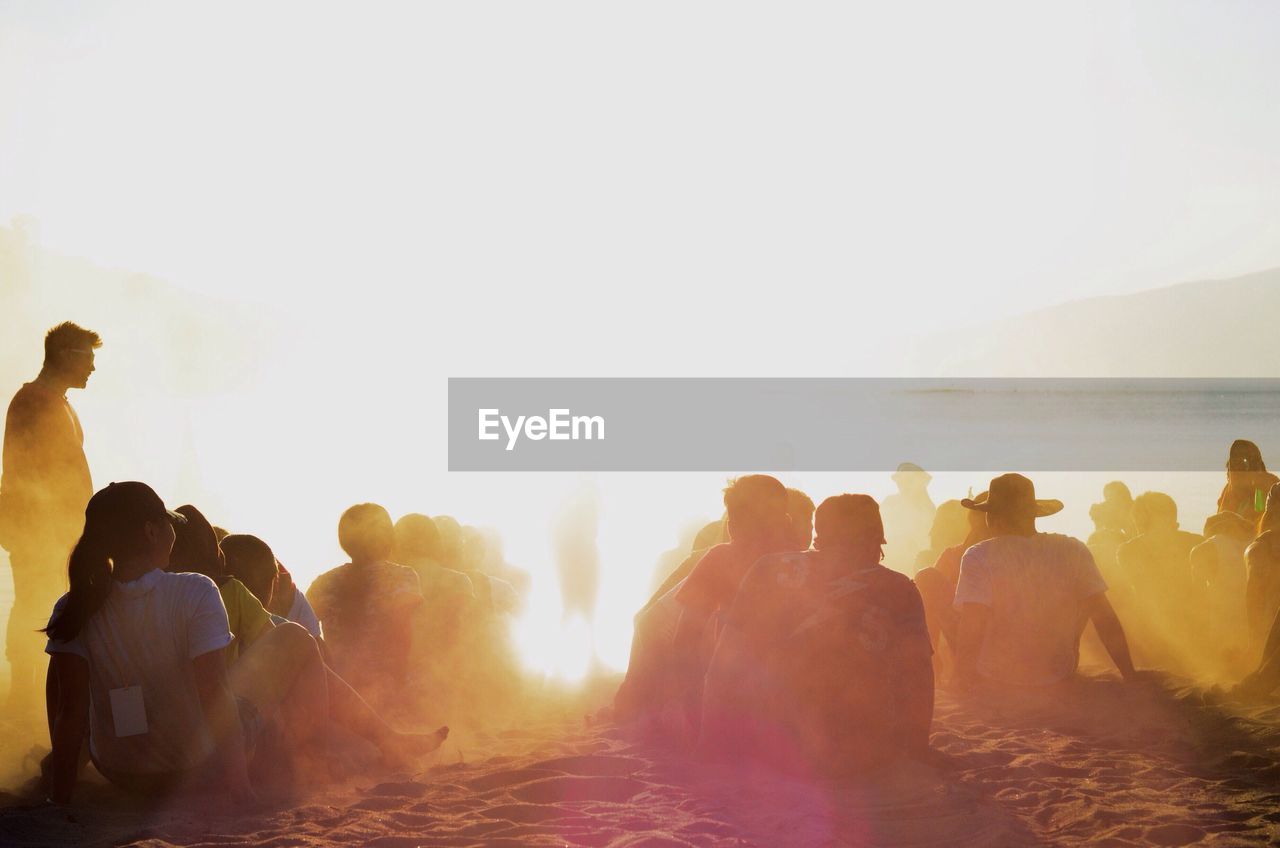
xmin=909 ymin=268 xmax=1280 ymax=377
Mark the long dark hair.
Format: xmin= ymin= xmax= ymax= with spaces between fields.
xmin=44 ymin=481 xmax=172 ymax=642
xmin=169 ymin=504 xmax=228 ymax=586
xmin=44 ymin=525 xmax=115 ymax=641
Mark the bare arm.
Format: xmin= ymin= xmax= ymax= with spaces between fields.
xmin=953 ymin=602 xmax=990 ymax=690
xmin=1083 ymin=592 xmax=1137 ymax=681
xmin=47 ymin=653 xmax=90 ymax=804
xmin=191 ymin=649 xmax=255 ymax=803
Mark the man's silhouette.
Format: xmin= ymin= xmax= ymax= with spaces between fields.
xmin=0 ymin=322 xmax=100 ymax=715
xmin=881 ymin=462 xmax=936 ymax=574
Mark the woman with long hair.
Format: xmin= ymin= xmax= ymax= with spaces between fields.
xmin=43 ymin=483 xmax=446 ymax=804
xmin=1219 ymin=440 xmax=1279 ymax=523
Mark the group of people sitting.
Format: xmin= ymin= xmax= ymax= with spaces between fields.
xmin=38 ymin=486 xmax=523 ymax=804
xmin=613 ymin=441 xmax=1280 ymax=778
xmin=32 ymin=437 xmax=1280 ymax=801
xmin=1079 ymin=439 xmax=1280 ymax=685
xmin=614 ymin=471 xmax=1135 ymax=775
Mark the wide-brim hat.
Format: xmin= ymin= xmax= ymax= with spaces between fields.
xmin=961 ymin=473 xmax=1062 ymax=518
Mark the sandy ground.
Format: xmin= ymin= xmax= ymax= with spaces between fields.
xmin=3 ymin=672 xmax=1280 ymax=847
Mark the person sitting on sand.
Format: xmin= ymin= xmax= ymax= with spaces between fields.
xmin=644 ymin=489 xmax=810 ymax=621
xmin=1190 ymin=512 xmax=1254 ymax=673
xmin=881 ymin=462 xmax=936 ymax=574
xmin=1219 ymin=440 xmax=1279 ymax=523
xmin=170 ymin=509 xmax=436 ymax=772
xmin=786 ymin=487 xmax=815 ymax=550
xmin=667 ymin=475 xmax=799 ymax=726
xmin=612 ymin=477 xmax=798 ymax=727
xmin=168 ymin=506 xmax=273 ymax=665
xmin=1116 ymin=492 xmax=1203 ymax=669
xmin=450 ymin=524 xmax=523 ymax=616
xmin=914 ymin=491 xmax=990 ymax=676
xmin=212 ymin=530 xmax=439 ymax=767
xmin=393 ymin=513 xmax=477 ymax=603
xmin=43 ymin=483 xmax=446 ymax=804
xmin=1087 ymin=481 xmax=1137 ymax=582
xmin=700 ymin=494 xmax=934 ymax=774
xmin=307 ymin=503 xmax=424 ymax=710
xmin=611 ymin=519 xmax=727 ymax=724
xmin=953 ymin=474 xmax=1137 ymax=689
xmin=1244 ymin=484 xmax=1280 ymax=658
xmin=221 ymin=534 xmax=322 ymax=639
xmin=392 ymin=513 xmax=483 ymax=711
xmin=1233 ymin=504 xmax=1280 ymax=699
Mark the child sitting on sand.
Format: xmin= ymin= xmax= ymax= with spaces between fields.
xmin=700 ymin=494 xmax=935 ymax=774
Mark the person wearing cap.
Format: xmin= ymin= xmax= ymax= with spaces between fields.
xmin=953 ymin=474 xmax=1137 ymax=689
xmin=41 ymin=482 xmax=258 ymax=803
xmin=0 ymin=322 xmax=101 ymax=717
xmin=699 ymin=494 xmax=934 ymax=773
xmin=42 ymin=483 xmax=448 ymax=804
xmin=881 ymin=462 xmax=937 ymax=575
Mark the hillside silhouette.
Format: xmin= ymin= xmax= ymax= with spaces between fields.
xmin=910 ymin=267 xmax=1280 ymax=377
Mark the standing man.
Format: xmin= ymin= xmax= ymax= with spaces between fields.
xmin=0 ymin=322 xmax=100 ymax=715
xmin=881 ymin=462 xmax=937 ymax=574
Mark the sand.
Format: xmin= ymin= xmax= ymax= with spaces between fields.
xmin=3 ymin=673 xmax=1280 ymax=847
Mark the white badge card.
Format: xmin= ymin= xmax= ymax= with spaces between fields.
xmin=108 ymin=685 xmax=149 ymax=737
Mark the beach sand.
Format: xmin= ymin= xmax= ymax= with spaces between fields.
xmin=2 ymin=673 xmax=1280 ymax=847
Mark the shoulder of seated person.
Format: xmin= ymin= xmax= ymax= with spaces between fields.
xmin=170 ymin=570 xmax=220 ymax=591
xmin=306 ymin=565 xmax=348 ymax=591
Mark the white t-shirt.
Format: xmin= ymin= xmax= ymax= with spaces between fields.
xmin=45 ymin=569 xmax=234 ymax=775
xmin=953 ymin=533 xmax=1107 ymax=686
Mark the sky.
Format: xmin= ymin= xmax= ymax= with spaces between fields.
xmin=3 ymin=1 xmax=1280 ymax=369
xmin=2 ymin=1 xmax=1279 ymax=675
